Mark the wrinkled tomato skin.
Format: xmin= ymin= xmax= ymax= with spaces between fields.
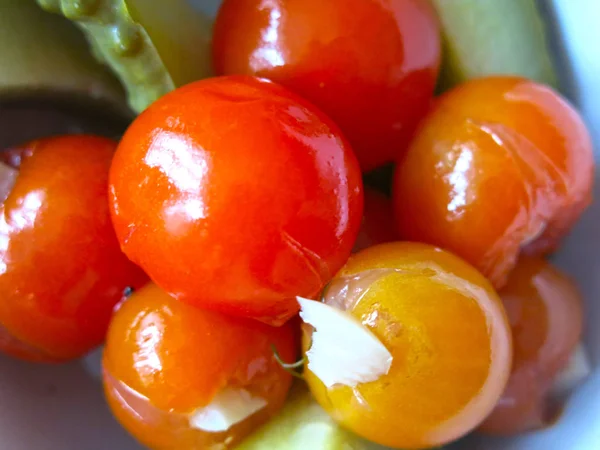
xmin=393 ymin=76 xmax=594 ymax=288
xmin=109 ymin=75 xmax=363 ymax=326
xmin=479 ymin=257 xmax=583 ymax=435
xmin=103 ymin=283 xmax=297 ymax=450
xmin=0 ymin=136 xmax=148 ymax=362
xmin=212 ymin=0 xmax=441 ymax=172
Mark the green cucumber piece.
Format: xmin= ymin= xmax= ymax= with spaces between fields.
xmin=38 ymin=0 xmax=213 ymax=113
xmin=0 ymin=0 xmax=126 ymax=113
xmin=433 ymin=0 xmax=559 ymax=91
xmin=236 ymin=382 xmax=397 ymax=450
xmin=0 ymin=0 xmax=129 ymax=148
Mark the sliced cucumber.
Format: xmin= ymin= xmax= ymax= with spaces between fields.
xmin=38 ymin=0 xmax=213 ymax=113
xmin=0 ymin=0 xmax=130 ymax=148
xmin=433 ymin=0 xmax=559 ymax=91
xmin=236 ymin=382 xmax=396 ymax=450
xmin=0 ymin=0 xmax=125 ymax=112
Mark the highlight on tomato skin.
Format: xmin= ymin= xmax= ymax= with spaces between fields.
xmin=0 ymin=135 xmax=148 ymax=362
xmin=352 ymin=187 xmax=398 ymax=253
xmin=392 ymin=76 xmax=595 ymax=289
xmin=301 ymin=242 xmax=512 ymax=449
xmin=478 ymin=256 xmax=584 ymax=436
xmin=212 ymin=0 xmax=441 ymax=172
xmin=102 ymin=283 xmax=298 ymax=450
xmin=109 ymin=75 xmax=364 ymax=326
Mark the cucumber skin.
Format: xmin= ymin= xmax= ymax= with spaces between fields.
xmin=433 ymin=0 xmax=559 ymax=92
xmin=0 ymin=0 xmax=126 ymax=111
xmin=38 ymin=0 xmax=212 ymax=113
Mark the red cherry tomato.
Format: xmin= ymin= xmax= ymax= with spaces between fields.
xmin=109 ymin=75 xmax=363 ymax=325
xmin=103 ymin=283 xmax=297 ymax=449
xmin=353 ymin=187 xmax=398 ymax=252
xmin=393 ymin=76 xmax=594 ymax=288
xmin=479 ymin=257 xmax=583 ymax=435
xmin=0 ymin=136 xmax=147 ymax=362
xmin=212 ymin=0 xmax=441 ymax=172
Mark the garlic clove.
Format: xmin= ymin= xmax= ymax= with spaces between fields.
xmin=297 ymin=296 xmax=392 ymax=389
xmin=189 ymin=388 xmax=267 ymax=433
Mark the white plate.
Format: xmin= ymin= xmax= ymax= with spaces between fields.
xmin=0 ymin=1 xmax=598 ymax=449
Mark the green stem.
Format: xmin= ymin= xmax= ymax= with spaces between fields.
xmin=271 ymin=344 xmax=306 ymax=380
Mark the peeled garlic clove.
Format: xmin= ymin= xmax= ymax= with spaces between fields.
xmin=189 ymin=388 xmax=267 ymax=433
xmin=551 ymin=343 xmax=592 ymax=400
xmin=297 ymin=296 xmax=392 ymax=389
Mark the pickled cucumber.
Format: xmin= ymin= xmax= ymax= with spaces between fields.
xmin=0 ymin=0 xmax=130 ymax=148
xmin=236 ymin=382 xmax=396 ymax=450
xmin=38 ymin=0 xmax=213 ymax=113
xmin=0 ymin=0 xmax=126 ymax=112
xmin=433 ymin=0 xmax=559 ymax=91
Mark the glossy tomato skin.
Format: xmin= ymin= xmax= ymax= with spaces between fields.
xmin=304 ymin=242 xmax=512 ymax=449
xmin=109 ymin=75 xmax=363 ymax=326
xmin=393 ymin=76 xmax=594 ymax=288
xmin=0 ymin=136 xmax=148 ymax=362
xmin=479 ymin=257 xmax=583 ymax=435
xmin=103 ymin=283 xmax=297 ymax=450
xmin=353 ymin=187 xmax=398 ymax=253
xmin=212 ymin=0 xmax=441 ymax=172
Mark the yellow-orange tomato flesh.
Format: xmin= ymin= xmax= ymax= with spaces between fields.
xmin=103 ymin=283 xmax=297 ymax=450
xmin=479 ymin=256 xmax=583 ymax=435
xmin=393 ymin=76 xmax=594 ymax=288
xmin=304 ymin=242 xmax=512 ymax=449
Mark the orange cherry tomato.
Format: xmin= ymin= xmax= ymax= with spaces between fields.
xmin=103 ymin=283 xmax=297 ymax=450
xmin=303 ymin=242 xmax=512 ymax=449
xmin=393 ymin=76 xmax=594 ymax=288
xmin=479 ymin=256 xmax=583 ymax=435
xmin=212 ymin=0 xmax=441 ymax=172
xmin=353 ymin=187 xmax=398 ymax=253
xmin=109 ymin=75 xmax=363 ymax=326
xmin=0 ymin=136 xmax=148 ymax=362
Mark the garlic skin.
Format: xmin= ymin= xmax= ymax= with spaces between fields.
xmin=189 ymin=388 xmax=268 ymax=433
xmin=0 ymin=162 xmax=17 ymax=203
xmin=551 ymin=344 xmax=592 ymax=400
xmin=297 ymin=296 xmax=393 ymax=389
